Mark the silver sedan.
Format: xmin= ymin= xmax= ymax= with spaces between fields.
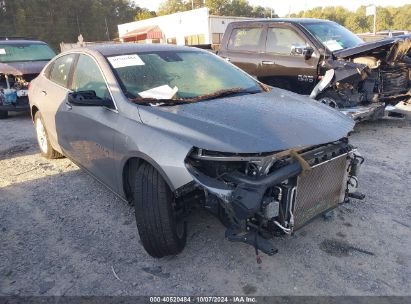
xmin=29 ymin=43 xmax=360 ymax=258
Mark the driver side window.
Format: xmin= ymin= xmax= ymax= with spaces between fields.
xmin=266 ymin=27 xmax=307 ymax=54
xmin=72 ymin=54 xmax=110 ymax=101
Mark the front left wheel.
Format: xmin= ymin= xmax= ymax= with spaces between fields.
xmin=34 ymin=112 xmax=62 ymax=159
xmin=131 ymin=162 xmax=187 ymax=258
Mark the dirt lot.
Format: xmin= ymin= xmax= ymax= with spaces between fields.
xmin=0 ymin=112 xmax=410 ymax=296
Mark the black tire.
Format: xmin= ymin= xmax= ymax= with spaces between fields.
xmin=131 ymin=162 xmax=187 ymax=258
xmin=0 ymin=110 xmax=8 ymax=119
xmin=34 ymin=112 xmax=63 ymax=159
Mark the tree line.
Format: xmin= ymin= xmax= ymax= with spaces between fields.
xmin=149 ymin=0 xmax=411 ymax=34
xmin=154 ymin=0 xmax=276 ymax=19
xmin=1 ymin=0 xmax=410 ymax=51
xmin=290 ymin=5 xmax=411 ymax=34
xmin=0 ymin=0 xmax=146 ymax=50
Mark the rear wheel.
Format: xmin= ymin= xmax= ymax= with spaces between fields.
xmin=131 ymin=162 xmax=187 ymax=258
xmin=34 ymin=112 xmax=62 ymax=159
xmin=0 ymin=110 xmax=8 ymax=119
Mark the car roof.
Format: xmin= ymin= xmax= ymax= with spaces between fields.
xmin=85 ymin=43 xmax=201 ymax=57
xmin=231 ymin=18 xmax=335 ymax=25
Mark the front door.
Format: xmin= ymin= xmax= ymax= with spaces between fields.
xmin=258 ymin=24 xmax=320 ymax=94
xmin=55 ymin=54 xmax=119 ymax=189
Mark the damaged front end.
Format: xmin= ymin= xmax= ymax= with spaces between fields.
xmin=184 ymin=139 xmax=363 ymax=257
xmin=311 ymin=35 xmax=411 ymax=121
xmin=0 ymin=73 xmax=34 ymax=111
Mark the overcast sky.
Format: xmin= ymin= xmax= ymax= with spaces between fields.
xmin=134 ymin=0 xmax=410 ymax=17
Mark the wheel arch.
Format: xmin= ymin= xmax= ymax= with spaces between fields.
xmin=121 ymin=153 xmax=176 ymax=202
xmin=31 ymin=105 xmax=39 ymax=121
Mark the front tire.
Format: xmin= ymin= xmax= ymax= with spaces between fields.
xmin=131 ymin=162 xmax=187 ymax=258
xmin=34 ymin=112 xmax=62 ymax=159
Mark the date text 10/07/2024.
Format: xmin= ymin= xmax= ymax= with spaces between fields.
xmin=149 ymin=296 xmax=257 ymax=303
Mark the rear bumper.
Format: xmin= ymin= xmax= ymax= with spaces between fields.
xmin=340 ymin=102 xmax=385 ymax=121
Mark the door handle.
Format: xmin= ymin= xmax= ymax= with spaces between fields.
xmin=41 ymin=90 xmax=47 ymax=96
xmin=65 ymin=102 xmax=72 ymax=110
xmin=262 ymin=61 xmax=275 ymax=65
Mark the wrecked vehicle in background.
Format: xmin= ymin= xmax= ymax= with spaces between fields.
xmin=218 ymin=19 xmax=411 ymax=121
xmin=29 ymin=44 xmax=363 ymax=259
xmin=310 ymin=28 xmax=411 ymax=119
xmin=0 ymin=38 xmax=55 ymax=119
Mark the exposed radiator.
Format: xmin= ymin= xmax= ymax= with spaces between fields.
xmin=379 ymin=67 xmax=409 ymax=96
xmin=292 ymin=153 xmax=349 ymax=229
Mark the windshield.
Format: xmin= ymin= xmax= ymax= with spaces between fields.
xmin=0 ymin=43 xmax=55 ymax=63
xmin=107 ymin=50 xmax=262 ymax=103
xmin=303 ymin=22 xmax=364 ymax=51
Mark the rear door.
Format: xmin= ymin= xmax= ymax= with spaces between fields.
xmin=219 ymin=24 xmax=265 ymax=76
xmin=55 ymin=53 xmax=119 ymax=189
xmin=258 ymin=23 xmax=320 ymax=94
xmin=38 ymin=53 xmax=77 ymax=149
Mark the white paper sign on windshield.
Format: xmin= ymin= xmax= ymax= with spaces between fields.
xmin=0 ymin=49 xmax=6 ymax=55
xmin=108 ymin=54 xmax=144 ymax=68
xmin=139 ymin=85 xmax=178 ymax=100
xmin=323 ymin=40 xmax=343 ymax=51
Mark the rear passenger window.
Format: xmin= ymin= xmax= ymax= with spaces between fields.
xmin=49 ymin=54 xmax=76 ymax=88
xmin=228 ymin=27 xmax=263 ymax=52
xmin=266 ymin=27 xmax=307 ymax=54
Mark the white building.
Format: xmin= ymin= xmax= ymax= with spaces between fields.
xmin=117 ymin=8 xmax=256 ymax=46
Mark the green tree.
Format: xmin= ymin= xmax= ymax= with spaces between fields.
xmin=157 ymin=0 xmax=187 ymax=16
xmin=0 ymin=0 xmax=142 ymax=50
xmin=290 ymin=5 xmax=411 ymax=33
xmin=135 ymin=9 xmax=156 ymax=20
xmin=157 ymin=0 xmax=277 ymax=17
xmin=392 ymin=4 xmax=411 ymax=30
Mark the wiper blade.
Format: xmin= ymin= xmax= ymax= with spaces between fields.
xmin=128 ymin=88 xmax=258 ymax=105
xmin=191 ymin=88 xmax=255 ymax=101
xmin=128 ymin=97 xmax=188 ymax=106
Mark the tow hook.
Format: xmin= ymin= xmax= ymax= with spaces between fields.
xmin=225 ymin=228 xmax=278 ymax=257
xmin=348 ymin=192 xmax=366 ymax=200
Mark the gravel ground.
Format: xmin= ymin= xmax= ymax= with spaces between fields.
xmin=0 ymin=112 xmax=410 ymax=296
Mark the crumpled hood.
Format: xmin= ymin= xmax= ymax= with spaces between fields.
xmin=138 ymin=90 xmax=355 ymax=153
xmin=0 ymin=61 xmax=48 ymax=75
xmin=334 ymin=34 xmax=411 ymax=65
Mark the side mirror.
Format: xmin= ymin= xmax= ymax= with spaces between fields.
xmin=303 ymin=47 xmax=314 ymax=60
xmin=291 ymin=45 xmax=314 ymax=60
xmin=68 ymin=90 xmax=112 ymax=107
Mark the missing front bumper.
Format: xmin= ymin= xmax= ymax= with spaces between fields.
xmin=185 ymin=142 xmax=362 ymax=255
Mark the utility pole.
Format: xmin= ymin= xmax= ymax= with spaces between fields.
xmin=105 ymin=17 xmax=110 ymax=41
xmin=366 ymin=5 xmax=377 ymax=35
xmin=76 ymin=13 xmax=81 ymax=36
